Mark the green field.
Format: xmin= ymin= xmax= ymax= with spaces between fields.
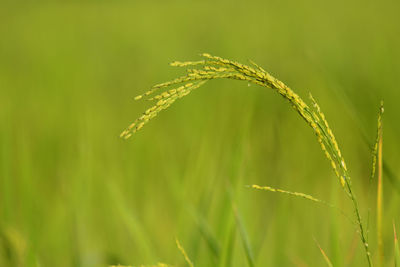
xmin=1 ymin=1 xmax=400 ymax=266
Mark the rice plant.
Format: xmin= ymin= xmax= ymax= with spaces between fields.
xmin=121 ymin=54 xmax=387 ymax=266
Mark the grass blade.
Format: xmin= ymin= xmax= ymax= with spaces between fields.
xmin=218 ymin=224 xmax=236 ymax=267
xmin=394 ymin=222 xmax=400 ymax=267
xmin=108 ymin=183 xmax=155 ymax=262
xmin=176 ymin=239 xmax=194 ymax=267
xmin=188 ymin=208 xmax=221 ymax=261
xmin=232 ymin=203 xmax=255 ymax=267
xmin=314 ymin=238 xmax=333 ymax=267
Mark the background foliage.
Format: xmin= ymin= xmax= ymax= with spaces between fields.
xmin=1 ymin=1 xmax=400 ymax=266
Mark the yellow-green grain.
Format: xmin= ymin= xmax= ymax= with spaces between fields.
xmin=121 ymin=54 xmax=373 ymax=266
xmin=251 ymin=184 xmax=325 ymax=204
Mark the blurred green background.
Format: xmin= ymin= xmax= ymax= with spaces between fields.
xmin=1 ymin=1 xmax=400 ymax=266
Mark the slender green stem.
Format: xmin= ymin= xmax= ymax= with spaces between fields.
xmin=345 ymin=179 xmax=373 ymax=267
xmin=377 ymin=125 xmax=384 ymax=266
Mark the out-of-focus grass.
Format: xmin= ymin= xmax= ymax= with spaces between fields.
xmin=1 ymin=1 xmax=400 ymax=266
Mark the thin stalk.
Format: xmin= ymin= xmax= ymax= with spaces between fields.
xmin=377 ymin=125 xmax=383 ymax=265
xmin=176 ymin=239 xmax=195 ymax=267
xmin=394 ymin=222 xmax=400 ymax=266
xmin=314 ymin=237 xmax=334 ymax=267
xmin=345 ymin=179 xmax=373 ymax=266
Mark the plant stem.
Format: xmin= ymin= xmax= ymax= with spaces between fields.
xmin=346 ymin=180 xmax=373 ymax=267
xmin=377 ymin=127 xmax=384 ymax=266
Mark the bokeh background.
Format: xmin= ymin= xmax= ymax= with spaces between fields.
xmin=1 ymin=1 xmax=400 ymax=266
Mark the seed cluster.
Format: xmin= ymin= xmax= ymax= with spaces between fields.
xmin=121 ymin=54 xmax=374 ymax=266
xmin=251 ymin=184 xmax=325 ymax=204
xmin=121 ymin=54 xmax=349 ymax=189
xmin=370 ymin=101 xmax=384 ymax=183
xmin=110 ymin=264 xmax=169 ymax=267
